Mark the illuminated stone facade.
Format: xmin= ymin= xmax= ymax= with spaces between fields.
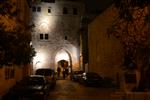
xmin=30 ymin=0 xmax=84 ymax=73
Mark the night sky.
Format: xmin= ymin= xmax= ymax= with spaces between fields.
xmin=84 ymin=0 xmax=113 ymax=13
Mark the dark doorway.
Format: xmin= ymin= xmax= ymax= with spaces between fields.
xmin=57 ymin=60 xmax=69 ymax=79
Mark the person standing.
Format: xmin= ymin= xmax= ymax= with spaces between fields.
xmin=62 ymin=68 xmax=66 ymax=79
xmin=57 ymin=67 xmax=61 ymax=78
xmin=65 ymin=67 xmax=69 ymax=76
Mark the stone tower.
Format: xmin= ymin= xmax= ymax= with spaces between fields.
xmin=30 ymin=0 xmax=84 ymax=73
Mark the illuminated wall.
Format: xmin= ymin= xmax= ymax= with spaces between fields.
xmin=88 ymin=5 xmax=124 ymax=77
xmin=30 ymin=0 xmax=84 ymax=73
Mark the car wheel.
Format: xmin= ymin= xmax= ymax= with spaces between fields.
xmin=38 ymin=94 xmax=45 ymax=100
xmin=43 ymin=91 xmax=49 ymax=96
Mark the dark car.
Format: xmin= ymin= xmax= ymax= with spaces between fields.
xmin=70 ymin=71 xmax=84 ymax=81
xmin=9 ymin=75 xmax=50 ymax=99
xmin=35 ymin=68 xmax=56 ymax=88
xmin=79 ymin=72 xmax=104 ymax=87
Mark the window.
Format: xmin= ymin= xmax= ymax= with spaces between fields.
xmin=40 ymin=34 xmax=49 ymax=40
xmin=32 ymin=6 xmax=36 ymax=12
xmin=41 ymin=0 xmax=55 ymax=3
xmin=73 ymin=8 xmax=78 ymax=15
xmin=65 ymin=36 xmax=67 ymax=40
xmin=37 ymin=7 xmax=41 ymax=12
xmin=48 ymin=8 xmax=51 ymax=13
xmin=45 ymin=34 xmax=49 ymax=39
xmin=63 ymin=7 xmax=68 ymax=14
xmin=5 ymin=67 xmax=14 ymax=79
xmin=40 ymin=34 xmax=43 ymax=39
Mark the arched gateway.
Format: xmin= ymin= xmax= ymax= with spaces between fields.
xmin=55 ymin=49 xmax=72 ymax=73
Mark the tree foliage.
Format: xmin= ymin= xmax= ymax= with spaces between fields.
xmin=109 ymin=0 xmax=150 ymax=66
xmin=109 ymin=0 xmax=150 ymax=91
xmin=0 ymin=0 xmax=35 ymax=66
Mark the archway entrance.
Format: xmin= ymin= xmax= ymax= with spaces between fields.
xmin=55 ymin=49 xmax=72 ymax=79
xmin=58 ymin=60 xmax=68 ymax=69
xmin=57 ymin=60 xmax=69 ymax=79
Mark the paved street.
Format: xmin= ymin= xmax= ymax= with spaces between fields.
xmin=46 ymin=78 xmax=116 ymax=100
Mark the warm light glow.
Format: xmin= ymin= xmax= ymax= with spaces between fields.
xmin=36 ymin=16 xmax=57 ymax=33
xmin=30 ymin=42 xmax=32 ymax=46
xmin=39 ymin=22 xmax=49 ymax=33
xmin=33 ymin=50 xmax=47 ymax=72
xmin=72 ymin=47 xmax=78 ymax=63
xmin=34 ymin=52 xmax=46 ymax=63
xmin=55 ymin=50 xmax=69 ymax=62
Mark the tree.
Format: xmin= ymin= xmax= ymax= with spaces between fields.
xmin=0 ymin=0 xmax=35 ymax=66
xmin=108 ymin=0 xmax=150 ymax=91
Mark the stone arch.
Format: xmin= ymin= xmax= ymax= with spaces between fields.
xmin=54 ymin=48 xmax=72 ymax=73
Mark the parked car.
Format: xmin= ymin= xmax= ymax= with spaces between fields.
xmin=70 ymin=71 xmax=84 ymax=81
xmin=35 ymin=68 xmax=56 ymax=88
xmin=10 ymin=75 xmax=51 ymax=99
xmin=102 ymin=76 xmax=116 ymax=88
xmin=79 ymin=72 xmax=104 ymax=87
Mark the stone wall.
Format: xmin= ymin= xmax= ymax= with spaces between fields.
xmin=30 ymin=1 xmax=84 ymax=72
xmin=88 ymin=5 xmax=124 ymax=78
xmin=0 ymin=65 xmax=31 ymax=97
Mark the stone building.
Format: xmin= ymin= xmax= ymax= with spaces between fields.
xmin=30 ymin=0 xmax=84 ymax=73
xmin=0 ymin=0 xmax=31 ymax=96
xmin=87 ymin=4 xmax=144 ymax=92
xmin=88 ymin=4 xmax=124 ymax=78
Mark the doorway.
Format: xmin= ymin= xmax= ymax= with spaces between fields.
xmin=57 ymin=60 xmax=69 ymax=79
xmin=55 ymin=49 xmax=72 ymax=79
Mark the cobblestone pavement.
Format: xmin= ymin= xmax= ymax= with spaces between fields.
xmin=46 ymin=78 xmax=117 ymax=100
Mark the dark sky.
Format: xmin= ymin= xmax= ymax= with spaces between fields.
xmin=84 ymin=0 xmax=113 ymax=13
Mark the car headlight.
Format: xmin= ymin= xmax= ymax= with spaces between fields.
xmin=83 ymin=76 xmax=87 ymax=80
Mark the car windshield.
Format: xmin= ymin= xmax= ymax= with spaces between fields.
xmin=74 ymin=71 xmax=83 ymax=74
xmin=35 ymin=69 xmax=53 ymax=76
xmin=27 ymin=77 xmax=44 ymax=85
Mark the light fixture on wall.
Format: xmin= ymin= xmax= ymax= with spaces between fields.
xmin=39 ymin=22 xmax=49 ymax=33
